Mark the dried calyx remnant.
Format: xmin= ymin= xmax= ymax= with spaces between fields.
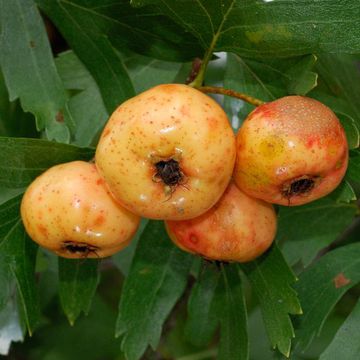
xmin=62 ymin=241 xmax=99 ymax=256
xmin=282 ymin=175 xmax=318 ymax=198
xmin=154 ymin=159 xmax=184 ymax=186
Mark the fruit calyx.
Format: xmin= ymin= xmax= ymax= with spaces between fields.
xmin=154 ymin=159 xmax=184 ymax=186
xmin=281 ymin=175 xmax=320 ymax=199
xmin=150 ymin=149 xmax=187 ymax=196
xmin=62 ymin=241 xmax=99 ymax=257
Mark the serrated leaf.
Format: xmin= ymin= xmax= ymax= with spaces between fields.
xmin=319 ymin=299 xmax=360 ymax=360
xmin=0 ymin=137 xmax=94 ymax=189
xmin=116 ymin=221 xmax=192 ymax=360
xmin=0 ymin=0 xmax=73 ymax=142
xmin=0 ymin=197 xmax=40 ymax=335
xmin=215 ymin=264 xmax=248 ymax=360
xmin=58 ymin=258 xmax=100 ymax=326
xmin=184 ymin=261 xmax=220 ymax=347
xmin=285 ymin=55 xmax=318 ymax=96
xmin=133 ymin=0 xmax=360 ymax=58
xmin=55 ymin=51 xmax=108 ymax=147
xmin=241 ymin=245 xmax=301 ymax=357
xmin=336 ymin=113 xmax=360 ymax=150
xmin=278 ymin=197 xmax=357 ymax=266
xmin=0 ymin=299 xmax=24 ymax=355
xmin=293 ymin=243 xmax=360 ymax=352
xmin=36 ymin=0 xmax=135 ymax=114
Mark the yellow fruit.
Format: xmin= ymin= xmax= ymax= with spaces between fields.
xmin=95 ymin=84 xmax=236 ymax=220
xmin=21 ymin=161 xmax=140 ymax=258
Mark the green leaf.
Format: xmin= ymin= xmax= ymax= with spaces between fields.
xmin=133 ymin=0 xmax=360 ymax=58
xmin=55 ymin=51 xmax=108 ymax=147
xmin=0 ymin=299 xmax=24 ymax=355
xmin=36 ymin=0 xmax=135 ymax=114
xmin=215 ymin=264 xmax=248 ymax=360
xmin=319 ymin=299 xmax=360 ymax=360
xmin=58 ymin=258 xmax=100 ymax=326
xmin=0 ymin=137 xmax=94 ymax=189
xmin=0 ymin=0 xmax=73 ymax=142
xmin=0 ymin=195 xmax=23 ymax=243
xmin=294 ymin=243 xmax=360 ymax=352
xmin=328 ymin=181 xmax=356 ymax=203
xmin=116 ymin=221 xmax=192 ymax=360
xmin=336 ymin=113 xmax=360 ymax=150
xmin=223 ymin=53 xmax=287 ymax=129
xmin=112 ymin=218 xmax=149 ymax=277
xmin=285 ymin=55 xmax=318 ymax=96
xmin=315 ymin=54 xmax=360 ymax=128
xmin=0 ymin=196 xmax=40 ymax=335
xmin=241 ymin=245 xmax=302 ymax=357
xmin=184 ymin=261 xmax=220 ymax=347
xmin=119 ymin=50 xmax=183 ymax=94
xmin=0 ymin=70 xmax=38 ymax=138
xmin=347 ymin=149 xmax=360 ymax=184
xmin=278 ymin=197 xmax=357 ymax=266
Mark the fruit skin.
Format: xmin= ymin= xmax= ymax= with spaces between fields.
xmin=95 ymin=84 xmax=236 ymax=220
xmin=165 ymin=182 xmax=277 ymax=263
xmin=234 ymin=96 xmax=348 ymax=206
xmin=20 ymin=161 xmax=140 ymax=259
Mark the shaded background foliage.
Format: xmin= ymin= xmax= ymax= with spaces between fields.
xmin=0 ymin=0 xmax=359 ymax=359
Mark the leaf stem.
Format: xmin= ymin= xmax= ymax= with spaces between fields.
xmin=198 ymin=86 xmax=265 ymax=107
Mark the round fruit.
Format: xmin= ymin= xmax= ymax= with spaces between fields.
xmin=20 ymin=161 xmax=140 ymax=259
xmin=165 ymin=182 xmax=277 ymax=262
xmin=234 ymin=96 xmax=348 ymax=206
xmin=95 ymin=84 xmax=236 ymax=220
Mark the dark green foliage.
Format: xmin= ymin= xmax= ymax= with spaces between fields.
xmin=0 ymin=0 xmax=359 ymax=358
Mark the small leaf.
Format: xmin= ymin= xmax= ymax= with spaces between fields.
xmin=58 ymin=258 xmax=100 ymax=326
xmin=285 ymin=55 xmax=318 ymax=95
xmin=37 ymin=0 xmax=136 ymax=114
xmin=336 ymin=113 xmax=360 ymax=150
xmin=278 ymin=197 xmax=357 ymax=266
xmin=241 ymin=245 xmax=302 ymax=357
xmin=319 ymin=299 xmax=360 ymax=360
xmin=294 ymin=243 xmax=360 ymax=352
xmin=55 ymin=51 xmax=109 ymax=147
xmin=0 ymin=0 xmax=73 ymax=142
xmin=184 ymin=260 xmax=220 ymax=347
xmin=0 ymin=137 xmax=94 ymax=189
xmin=116 ymin=221 xmax=192 ymax=360
xmin=215 ymin=264 xmax=248 ymax=360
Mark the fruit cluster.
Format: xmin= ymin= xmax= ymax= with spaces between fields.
xmin=21 ymin=84 xmax=348 ymax=261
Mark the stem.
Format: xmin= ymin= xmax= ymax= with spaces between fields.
xmin=188 ymin=36 xmax=218 ymax=88
xmin=198 ymin=86 xmax=265 ymax=107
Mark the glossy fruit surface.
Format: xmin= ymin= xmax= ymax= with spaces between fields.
xmin=165 ymin=182 xmax=277 ymax=262
xmin=95 ymin=84 xmax=236 ymax=220
xmin=234 ymin=96 xmax=348 ymax=206
xmin=21 ymin=161 xmax=140 ymax=259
